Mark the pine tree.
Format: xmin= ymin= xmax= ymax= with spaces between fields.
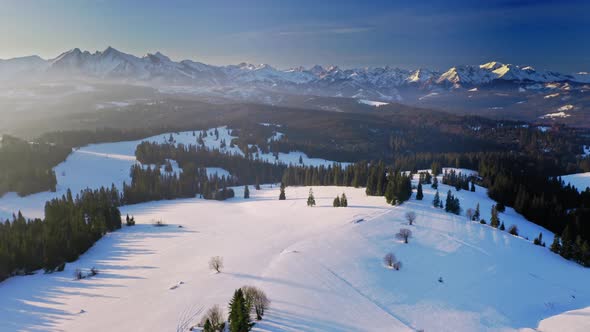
xmin=307 ymin=188 xmax=316 ymax=207
xmin=333 ymin=196 xmax=341 ymax=207
xmin=490 ymin=205 xmax=500 ymax=228
xmin=416 ymin=183 xmax=424 ymax=200
xmin=340 ymin=193 xmax=348 ymax=207
xmin=470 ymin=182 xmax=476 ymax=192
xmin=228 ymin=289 xmax=252 ymax=332
xmin=499 ymin=222 xmax=505 ymax=231
xmin=473 ymin=203 xmax=480 ymax=221
xmin=203 ymin=319 xmax=213 ymax=332
xmin=445 ymin=190 xmax=452 ymax=213
xmin=433 ymin=190 xmax=440 ymax=207
xmin=299 ymin=155 xmax=303 ymax=164
xmin=431 ymin=176 xmax=438 ymax=189
xmin=279 ymin=183 xmax=286 ymax=200
xmin=244 ymin=185 xmax=250 ymax=199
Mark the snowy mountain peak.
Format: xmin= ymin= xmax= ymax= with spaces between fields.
xmin=479 ymin=61 xmax=504 ymax=70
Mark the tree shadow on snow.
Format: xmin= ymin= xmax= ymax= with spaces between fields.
xmin=0 ymin=223 xmax=187 ymax=331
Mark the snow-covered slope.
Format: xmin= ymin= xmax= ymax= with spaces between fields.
xmin=1 ymin=178 xmax=588 ymax=331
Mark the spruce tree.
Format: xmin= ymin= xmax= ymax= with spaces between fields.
xmin=470 ymin=182 xmax=476 ymax=192
xmin=279 ymin=183 xmax=286 ymax=200
xmin=473 ymin=203 xmax=480 ymax=221
xmin=499 ymin=222 xmax=505 ymax=231
xmin=490 ymin=205 xmax=500 ymax=228
xmin=433 ymin=190 xmax=440 ymax=207
xmin=416 ymin=183 xmax=424 ymax=200
xmin=340 ymin=193 xmax=348 ymax=207
xmin=431 ymin=177 xmax=438 ymax=189
xmin=244 ymin=185 xmax=250 ymax=199
xmin=333 ymin=196 xmax=341 ymax=207
xmin=203 ymin=319 xmax=213 ymax=332
xmin=445 ymin=190 xmax=453 ymax=213
xmin=307 ymin=188 xmax=316 ymax=207
xmin=228 ymin=289 xmax=252 ymax=332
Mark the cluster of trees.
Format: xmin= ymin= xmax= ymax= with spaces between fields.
xmin=280 ymin=161 xmax=412 ymax=205
xmin=0 ymin=186 xmax=122 ymax=281
xmin=383 ymin=252 xmax=402 ymax=270
xmin=550 ymin=226 xmax=590 ymax=267
xmin=333 ymin=193 xmax=348 ymax=207
xmin=444 ymin=190 xmax=461 ymax=215
xmin=122 ymin=164 xmax=235 ymax=204
xmin=280 ymin=162 xmax=370 ymax=188
xmin=0 ymin=135 xmax=69 ymax=196
xmin=135 ymin=141 xmax=286 ymax=185
xmin=441 ymin=170 xmax=474 ymax=191
xmin=197 ymin=286 xmax=270 ymax=332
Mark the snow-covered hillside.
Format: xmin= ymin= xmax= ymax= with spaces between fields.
xmin=562 ymin=172 xmax=590 ymax=192
xmin=0 ymin=127 xmax=345 ymax=220
xmin=1 ymin=173 xmax=588 ymax=331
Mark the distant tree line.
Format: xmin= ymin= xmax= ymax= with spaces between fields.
xmin=122 ymin=164 xmax=235 ymax=204
xmin=135 ymin=141 xmax=286 ymax=185
xmin=0 ymin=135 xmax=69 ymax=196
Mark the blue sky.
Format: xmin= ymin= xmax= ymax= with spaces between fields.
xmin=1 ymin=0 xmax=589 ymax=72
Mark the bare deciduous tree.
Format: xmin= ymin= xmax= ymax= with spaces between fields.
xmin=209 ymin=256 xmax=223 ymax=273
xmin=396 ymin=228 xmax=412 ymax=244
xmin=383 ymin=252 xmax=396 ymax=268
xmin=242 ymin=285 xmax=270 ymax=320
xmin=198 ymin=305 xmax=225 ymax=331
xmin=405 ymin=211 xmax=416 ymax=225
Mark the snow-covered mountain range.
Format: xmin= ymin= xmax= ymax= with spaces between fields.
xmin=2 ymin=47 xmax=589 ymax=89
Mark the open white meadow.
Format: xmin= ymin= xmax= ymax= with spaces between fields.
xmin=1 ymin=177 xmax=589 ymax=331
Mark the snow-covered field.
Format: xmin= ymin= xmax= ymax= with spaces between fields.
xmin=0 ymin=126 xmax=344 ymax=220
xmin=1 ymin=175 xmax=589 ymax=331
xmin=562 ymin=172 xmax=590 ymax=192
xmin=357 ymin=99 xmax=389 ymax=107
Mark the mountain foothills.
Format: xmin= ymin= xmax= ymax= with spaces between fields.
xmin=1 ymin=47 xmax=590 ymax=128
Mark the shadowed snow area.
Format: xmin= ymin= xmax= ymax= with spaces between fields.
xmin=1 ymin=181 xmax=589 ymax=331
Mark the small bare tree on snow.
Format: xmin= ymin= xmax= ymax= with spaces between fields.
xmin=242 ymin=285 xmax=270 ymax=320
xmin=383 ymin=252 xmax=396 ymax=268
xmin=209 ymin=256 xmax=223 ymax=273
xmin=198 ymin=305 xmax=225 ymax=331
xmin=396 ymin=228 xmax=412 ymax=244
xmin=405 ymin=211 xmax=416 ymax=225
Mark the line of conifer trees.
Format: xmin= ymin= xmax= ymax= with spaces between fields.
xmin=0 ymin=186 xmax=122 ymax=281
